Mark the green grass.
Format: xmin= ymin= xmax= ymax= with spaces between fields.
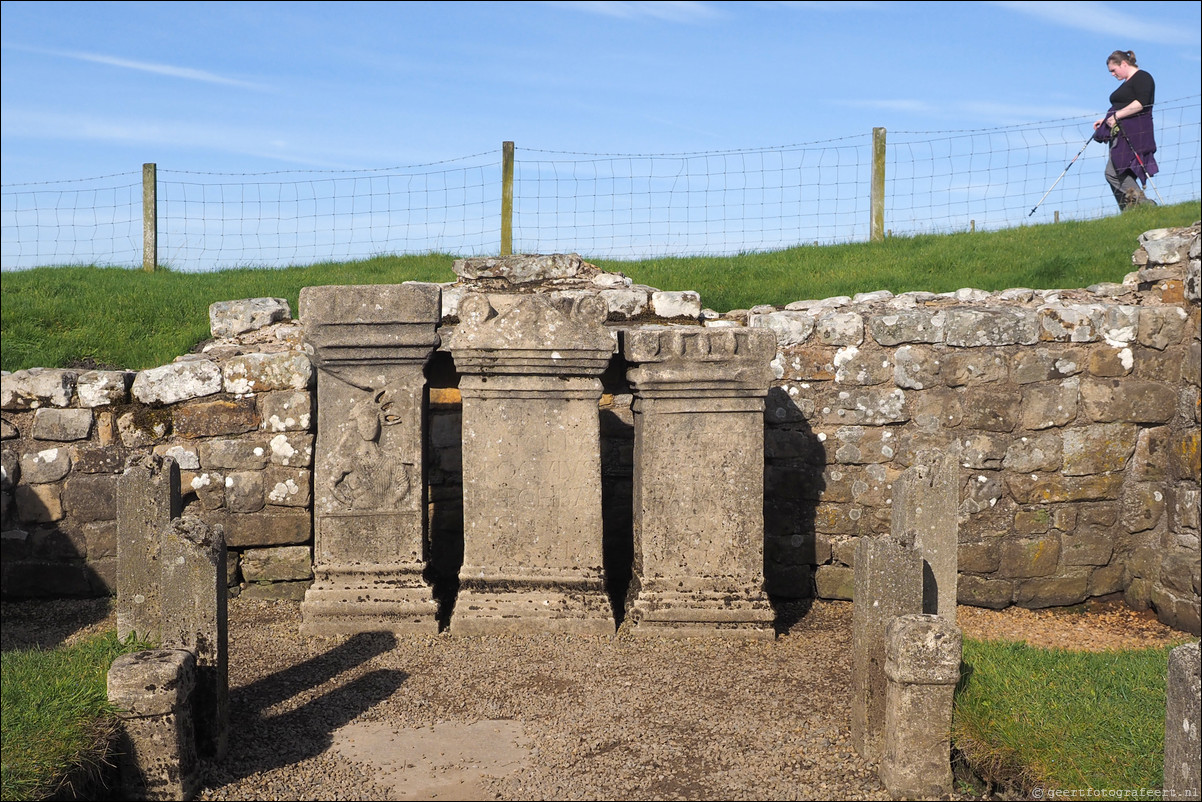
xmin=0 ymin=631 xmax=151 ymax=802
xmin=1 ymin=202 xmax=1197 ymax=373
xmin=952 ymin=638 xmax=1195 ymax=796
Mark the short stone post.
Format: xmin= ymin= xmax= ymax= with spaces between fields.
xmin=107 ymin=649 xmax=200 ymax=801
xmin=622 ymin=326 xmax=777 ymax=638
xmin=851 ymin=536 xmax=923 ymax=762
xmin=891 ymin=446 xmax=960 ymax=622
xmin=159 ymin=517 xmax=228 ymax=760
xmin=117 ymin=454 xmax=181 ymax=643
xmin=299 ymin=282 xmax=442 ymax=635
xmin=1165 ymin=642 xmax=1201 ymax=802
xmin=450 ymin=292 xmax=617 ymax=634
xmin=880 ymin=613 xmax=962 ymax=800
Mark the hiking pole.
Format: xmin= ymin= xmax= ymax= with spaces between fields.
xmin=1112 ymin=121 xmax=1165 ymax=204
xmin=1029 ymin=134 xmax=1093 ymax=216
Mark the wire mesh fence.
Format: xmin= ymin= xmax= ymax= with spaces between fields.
xmin=2 ymin=97 xmax=1198 ymax=272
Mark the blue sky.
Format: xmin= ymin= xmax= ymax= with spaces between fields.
xmin=3 ymin=0 xmax=1200 ymax=182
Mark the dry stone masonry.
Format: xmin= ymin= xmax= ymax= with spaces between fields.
xmin=1 ymin=224 xmax=1199 ymax=637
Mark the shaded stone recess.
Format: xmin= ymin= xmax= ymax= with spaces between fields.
xmin=449 ymin=291 xmax=617 ymax=634
xmin=621 ymin=325 xmax=777 ymax=638
xmin=299 ymin=283 xmax=442 ymax=635
xmin=3 ymin=227 xmax=1200 ymax=636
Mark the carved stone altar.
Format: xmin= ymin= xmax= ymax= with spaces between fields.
xmin=299 ymin=283 xmax=441 ymax=634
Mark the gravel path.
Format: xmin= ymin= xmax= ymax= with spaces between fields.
xmin=3 ymin=594 xmax=1192 ymax=801
xmin=199 ymin=598 xmax=894 ymax=801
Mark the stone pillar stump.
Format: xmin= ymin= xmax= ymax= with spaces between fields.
xmin=622 ymin=326 xmax=777 ymax=638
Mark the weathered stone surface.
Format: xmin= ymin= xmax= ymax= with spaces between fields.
xmin=1 ymin=368 xmax=77 ymax=410
xmin=132 ymin=360 xmax=223 ymax=406
xmin=258 ymin=390 xmax=312 ymax=432
xmin=851 ymin=536 xmax=922 ymax=762
xmin=943 ymin=351 xmax=1008 ymax=386
xmin=893 ymin=345 xmax=941 ymax=390
xmin=1138 ymin=306 xmax=1190 ymax=350
xmin=879 ymin=614 xmax=961 ymax=800
xmin=300 ymin=282 xmax=441 ymax=635
xmin=817 ymin=311 xmax=864 ymax=346
xmin=997 ymin=536 xmax=1060 ymax=579
xmin=159 ymin=444 xmax=200 ymax=471
xmin=76 ymin=370 xmax=132 ymax=408
xmin=1014 ymin=573 xmax=1090 ymax=608
xmin=1010 ymin=346 xmax=1084 ymax=384
xmin=867 ymin=309 xmax=946 ymax=346
xmin=222 ymin=352 xmax=312 ymax=395
xmin=14 ymin=482 xmax=64 ymax=522
xmin=959 ymin=571 xmax=1014 ymax=607
xmin=452 ymin=293 xmax=615 ymax=635
xmin=892 ymin=447 xmax=960 ymax=621
xmin=1164 ymin=642 xmax=1201 ymax=802
xmin=107 ymin=648 xmax=200 ymax=801
xmin=159 ymin=516 xmax=228 ymax=759
xmin=1062 ymin=423 xmax=1138 ymax=475
xmin=833 ymin=346 xmax=892 ymax=386
xmin=31 ymin=408 xmax=92 ymax=441
xmin=650 ymin=290 xmax=702 ymax=319
xmin=1122 ymin=482 xmax=1166 ymax=534
xmin=62 ymin=474 xmax=118 ymax=522
xmin=224 ymin=471 xmax=265 ymax=514
xmin=1003 ymin=433 xmax=1063 ymax=473
xmin=1019 ymin=378 xmax=1078 ymax=430
xmin=242 ymin=545 xmax=313 ymax=582
xmin=264 ymin=468 xmax=311 ymax=507
xmin=1080 ymin=378 xmax=1179 ymax=423
xmin=453 ymin=252 xmax=587 ymax=283
xmin=173 ymin=397 xmax=260 ymax=438
xmin=750 ymin=311 xmax=816 ymax=347
xmin=598 ymin=287 xmax=650 ymax=319
xmin=820 ymin=387 xmax=908 ymax=426
xmin=944 ymin=307 xmax=1038 ymax=347
xmin=1006 ymin=472 xmax=1124 ymax=504
xmin=267 ymin=432 xmax=313 ymax=467
xmin=116 ymin=408 xmax=172 ymax=448
xmin=19 ymin=446 xmax=71 ymax=483
xmin=960 ymin=388 xmax=1020 ymax=432
xmin=117 ymin=454 xmax=181 ymax=644
xmin=209 ymin=297 xmax=292 ymax=338
xmin=213 ymin=510 xmax=310 ymax=548
xmin=199 ymin=438 xmax=269 ymax=471
xmin=815 ymin=564 xmax=855 ymax=600
xmin=182 ymin=470 xmax=224 ymax=510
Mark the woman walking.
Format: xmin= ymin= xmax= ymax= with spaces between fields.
xmin=1092 ymin=50 xmax=1158 ymax=210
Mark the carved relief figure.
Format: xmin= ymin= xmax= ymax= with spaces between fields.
xmin=330 ymin=387 xmax=413 ymax=510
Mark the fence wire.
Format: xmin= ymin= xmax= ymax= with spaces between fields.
xmin=3 ymin=98 xmax=1198 ymax=271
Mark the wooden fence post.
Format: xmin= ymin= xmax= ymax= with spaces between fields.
xmin=501 ymin=141 xmax=514 ymax=256
xmin=871 ymin=128 xmax=885 ymax=242
xmin=143 ymin=163 xmax=157 ymax=272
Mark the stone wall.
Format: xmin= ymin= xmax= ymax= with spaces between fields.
xmin=2 ymin=226 xmax=1199 ymax=633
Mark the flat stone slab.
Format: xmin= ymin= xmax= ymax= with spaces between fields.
xmin=330 ymin=719 xmax=530 ymax=800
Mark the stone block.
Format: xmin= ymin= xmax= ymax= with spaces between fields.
xmin=267 ymin=432 xmax=314 ymax=468
xmin=132 ymin=360 xmax=223 ymax=406
xmin=867 ymin=309 xmax=946 ymax=346
xmin=258 ymin=390 xmax=312 ymax=432
xmin=222 ymin=352 xmax=312 ymax=394
xmin=958 ymin=540 xmax=1000 ymax=573
xmin=199 ymin=438 xmax=269 ymax=470
xmin=819 ymin=387 xmax=908 ymax=426
xmin=1138 ymin=307 xmax=1190 ymax=350
xmin=879 ymin=614 xmax=961 ymax=800
xmin=76 ymin=370 xmax=132 ymax=408
xmin=264 ymin=468 xmax=311 ymax=507
xmin=1062 ymin=423 xmax=1138 ymax=475
xmin=833 ymin=346 xmax=892 ymax=385
xmin=815 ymin=564 xmax=855 ymax=600
xmin=1019 ymin=378 xmax=1079 ymax=430
xmin=1005 ymin=472 xmax=1123 ymax=504
xmin=1003 ymin=434 xmax=1063 ymax=473
xmin=1081 ymin=378 xmax=1179 ymax=423
xmin=893 ymin=345 xmax=941 ymax=390
xmin=224 ymin=471 xmax=265 ymax=513
xmin=650 ymin=290 xmax=701 ymax=319
xmin=209 ymin=297 xmax=292 ymax=338
xmin=1014 ymin=573 xmax=1090 ymax=608
xmin=960 ymin=388 xmax=1020 ymax=431
xmin=957 ymin=575 xmax=1013 ymax=608
xmin=241 ymin=545 xmax=313 ymax=582
xmin=998 ymin=536 xmax=1060 ymax=579
xmin=749 ymin=311 xmax=816 ymax=348
xmin=116 ymin=454 xmax=181 ymax=643
xmin=19 ymin=446 xmax=71 ymax=483
xmin=1 ymin=368 xmax=77 ymax=410
xmin=816 ymin=311 xmax=864 ymax=346
xmin=1038 ymin=303 xmax=1104 ymax=343
xmin=173 ymin=397 xmax=260 ymax=438
xmin=213 ymin=510 xmax=310 ymax=548
xmin=32 ymin=408 xmax=93 ymax=441
xmin=944 ymin=307 xmax=1038 ymax=347
xmin=14 ymin=482 xmax=64 ymax=522
xmin=1121 ymin=482 xmax=1166 ymax=533
xmin=68 ymin=445 xmax=128 ymax=474
xmin=1010 ymin=346 xmax=1083 ymax=384
xmin=63 ymin=473 xmax=118 ymax=522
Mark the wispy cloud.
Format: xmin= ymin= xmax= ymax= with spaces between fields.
xmin=836 ymin=98 xmax=1098 ymax=125
xmin=543 ymin=1 xmax=722 ymax=22
xmin=992 ymin=1 xmax=1201 ymax=46
xmin=2 ymin=43 xmax=270 ymax=90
